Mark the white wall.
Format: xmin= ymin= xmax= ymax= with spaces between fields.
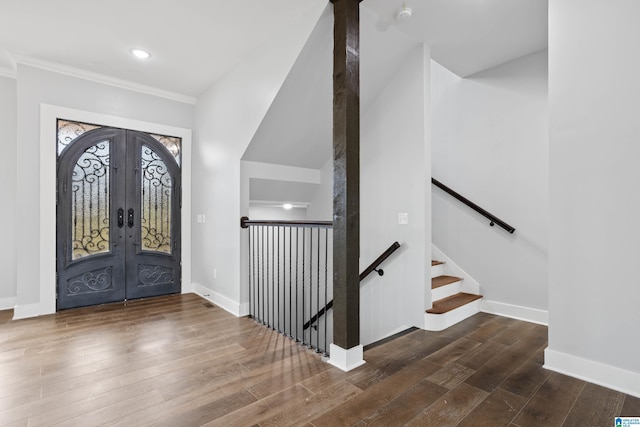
xmin=0 ymin=76 xmax=17 ymax=308
xmin=307 ymin=159 xmax=333 ymax=221
xmin=546 ymin=0 xmax=640 ymax=397
xmin=249 ymin=206 xmax=307 ymax=221
xmin=15 ymin=65 xmax=194 ymax=315
xmin=192 ymin=1 xmax=328 ymax=315
xmin=359 ymin=45 xmax=430 ymax=345
xmin=431 ymin=50 xmax=549 ymax=322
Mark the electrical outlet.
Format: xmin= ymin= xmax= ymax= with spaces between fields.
xmin=398 ymin=213 xmax=409 ymax=225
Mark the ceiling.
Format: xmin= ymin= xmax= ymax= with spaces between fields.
xmin=365 ymin=0 xmax=548 ymax=77
xmin=0 ymin=0 xmax=322 ymax=100
xmin=0 ymin=0 xmax=548 ymax=101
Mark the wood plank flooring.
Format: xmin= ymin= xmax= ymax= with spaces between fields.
xmin=1 ymin=293 xmax=638 ymax=426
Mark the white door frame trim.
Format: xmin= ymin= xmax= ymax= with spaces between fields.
xmin=39 ymin=104 xmax=192 ymax=315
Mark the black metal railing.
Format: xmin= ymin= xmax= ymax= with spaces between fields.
xmin=241 ymin=217 xmax=333 ymax=356
xmin=302 ymin=241 xmax=401 ymax=331
xmin=431 ymin=178 xmax=515 ymax=234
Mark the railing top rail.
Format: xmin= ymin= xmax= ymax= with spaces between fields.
xmin=240 ymin=216 xmax=333 ymax=229
xmin=431 ymin=178 xmax=515 ymax=234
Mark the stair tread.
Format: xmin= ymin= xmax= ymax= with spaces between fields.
xmin=431 ymin=260 xmax=444 ymax=266
xmin=426 ymin=292 xmax=483 ymax=314
xmin=432 ymin=275 xmax=462 ymax=289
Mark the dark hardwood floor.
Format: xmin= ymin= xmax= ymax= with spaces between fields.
xmin=0 ymin=293 xmax=638 ymax=426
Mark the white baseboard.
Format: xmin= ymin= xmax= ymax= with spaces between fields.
xmin=192 ymin=283 xmax=247 ymax=317
xmin=481 ymin=300 xmax=548 ymax=326
xmin=328 ymin=344 xmax=366 ymax=372
xmin=13 ymin=302 xmax=42 ymax=320
xmin=544 ymin=348 xmax=640 ymax=399
xmin=0 ymin=297 xmax=16 ymax=311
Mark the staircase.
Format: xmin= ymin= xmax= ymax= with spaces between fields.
xmin=424 ymin=260 xmax=483 ymax=331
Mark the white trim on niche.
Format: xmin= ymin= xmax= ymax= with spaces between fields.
xmin=39 ymin=104 xmax=193 ymax=316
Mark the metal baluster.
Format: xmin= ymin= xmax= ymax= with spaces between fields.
xmin=316 ymin=228 xmax=321 ymax=353
xmin=261 ymin=226 xmax=266 ymax=325
xmin=308 ymin=228 xmax=313 ymax=349
xmin=254 ymin=226 xmax=258 ymax=321
xmin=269 ymin=226 xmax=274 ymax=329
xmin=249 ymin=227 xmax=253 ymax=320
xmin=276 ymin=226 xmax=281 ymax=333
xmin=289 ymin=227 xmax=293 ymax=338
xmin=295 ymin=227 xmax=300 ymax=342
xmin=301 ymin=227 xmax=306 ymax=345
xmin=324 ymin=228 xmax=329 ymax=356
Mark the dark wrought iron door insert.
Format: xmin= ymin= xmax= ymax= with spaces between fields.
xmin=56 ymin=121 xmax=181 ymax=310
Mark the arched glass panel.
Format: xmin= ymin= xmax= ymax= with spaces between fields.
xmin=149 ymin=133 xmax=181 ymax=166
xmin=141 ymin=145 xmax=172 ymax=254
xmin=71 ymin=141 xmax=110 ymax=259
xmin=57 ymin=119 xmax=102 ymax=156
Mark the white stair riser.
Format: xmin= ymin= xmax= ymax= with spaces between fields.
xmin=431 ymin=263 xmax=445 ymax=278
xmin=424 ymin=298 xmax=482 ymax=332
xmin=432 ymin=280 xmax=462 ymax=301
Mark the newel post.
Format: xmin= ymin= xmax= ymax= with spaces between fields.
xmin=329 ymin=0 xmax=365 ymax=371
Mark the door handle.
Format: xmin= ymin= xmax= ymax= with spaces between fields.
xmin=128 ymin=208 xmax=134 ymax=228
xmin=117 ymin=208 xmax=124 ymax=228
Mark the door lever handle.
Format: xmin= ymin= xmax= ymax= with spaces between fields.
xmin=117 ymin=208 xmax=124 ymax=228
xmin=128 ymin=208 xmax=134 ymax=228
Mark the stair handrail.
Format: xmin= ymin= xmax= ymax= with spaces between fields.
xmin=240 ymin=217 xmax=333 ymax=228
xmin=359 ymin=241 xmax=401 ymax=281
xmin=303 ymin=241 xmax=401 ymax=330
xmin=431 ymin=178 xmax=515 ymax=234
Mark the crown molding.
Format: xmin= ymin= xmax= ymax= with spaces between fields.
xmin=16 ymin=56 xmax=197 ymax=105
xmin=0 ymin=66 xmax=17 ymax=79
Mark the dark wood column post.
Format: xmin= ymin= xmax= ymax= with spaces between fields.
xmin=331 ymin=0 xmax=360 ymax=350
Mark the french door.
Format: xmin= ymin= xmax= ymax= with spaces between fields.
xmin=56 ymin=123 xmax=181 ymax=310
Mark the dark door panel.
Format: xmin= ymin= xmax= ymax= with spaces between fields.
xmin=124 ymin=131 xmax=181 ymax=300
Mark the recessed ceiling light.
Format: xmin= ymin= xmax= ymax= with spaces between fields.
xmin=283 ymin=203 xmax=293 ymax=210
xmin=130 ymin=48 xmax=151 ymax=59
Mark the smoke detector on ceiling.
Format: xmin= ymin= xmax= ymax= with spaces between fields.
xmin=396 ymin=4 xmax=412 ymax=22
